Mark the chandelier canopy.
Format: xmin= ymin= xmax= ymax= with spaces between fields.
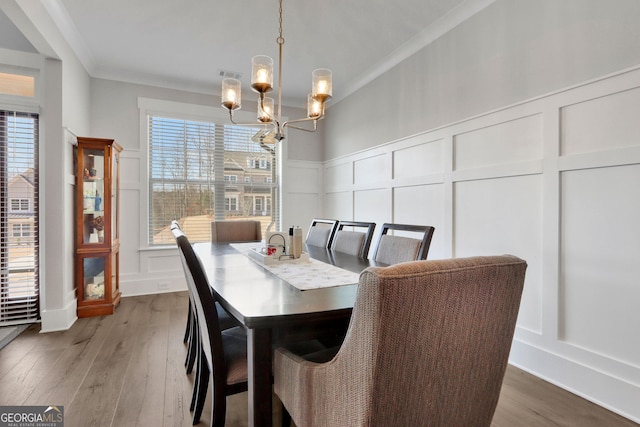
xmin=220 ymin=0 xmax=332 ymax=142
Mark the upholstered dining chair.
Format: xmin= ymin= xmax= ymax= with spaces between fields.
xmin=210 ymin=219 xmax=262 ymax=243
xmin=274 ymin=255 xmax=527 ymax=427
xmin=171 ymin=221 xmax=239 ymax=375
xmin=305 ymin=218 xmax=339 ymax=248
xmin=330 ymin=220 xmax=376 ymax=258
xmin=174 ymin=227 xmax=248 ymax=427
xmin=372 ymin=223 xmax=435 ymax=265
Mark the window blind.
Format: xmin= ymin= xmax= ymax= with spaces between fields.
xmin=148 ymin=115 xmax=277 ymax=245
xmin=0 ymin=110 xmax=39 ymax=326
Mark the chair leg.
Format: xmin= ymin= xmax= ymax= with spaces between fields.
xmin=192 ymin=355 xmax=209 ymax=425
xmin=212 ymin=390 xmax=227 ymax=427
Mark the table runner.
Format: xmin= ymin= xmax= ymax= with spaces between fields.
xmin=230 ymin=242 xmax=360 ymax=290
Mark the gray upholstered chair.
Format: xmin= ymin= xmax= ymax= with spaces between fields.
xmin=274 ymin=255 xmax=527 ymax=427
xmin=330 ymin=220 xmax=376 ymax=258
xmin=373 ymin=223 xmax=435 ymax=265
xmin=210 ymin=220 xmax=262 ymax=243
xmin=305 ymin=218 xmax=338 ymax=248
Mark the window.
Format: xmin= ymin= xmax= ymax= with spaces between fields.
xmin=12 ymin=223 xmax=31 ymax=238
xmin=0 ymin=72 xmax=35 ymax=98
xmin=142 ymin=98 xmax=279 ymax=245
xmin=225 ymin=197 xmax=238 ymax=211
xmin=1 ymin=110 xmax=39 ymax=326
xmin=10 ymin=198 xmax=29 ymax=211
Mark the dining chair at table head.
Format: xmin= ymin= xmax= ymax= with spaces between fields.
xmin=274 ymin=255 xmax=527 ymax=427
xmin=330 ymin=220 xmax=376 ymax=259
xmin=210 ymin=220 xmax=262 ymax=243
xmin=174 ymin=228 xmax=248 ymax=427
xmin=305 ymin=218 xmax=339 ymax=248
xmin=373 ymin=223 xmax=435 ymax=265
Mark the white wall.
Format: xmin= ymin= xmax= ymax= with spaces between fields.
xmin=315 ymin=1 xmax=640 ymax=421
xmin=1 ymin=0 xmax=92 ymax=332
xmin=325 ymin=0 xmax=640 ymax=160
xmin=321 ymin=60 xmax=640 ymax=425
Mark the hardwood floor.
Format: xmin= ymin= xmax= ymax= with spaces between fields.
xmin=0 ymin=292 xmax=636 ymax=427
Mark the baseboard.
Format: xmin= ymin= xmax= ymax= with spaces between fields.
xmin=39 ymin=299 xmax=77 ymax=333
xmin=120 ymin=274 xmax=187 ymax=297
xmin=509 ymin=339 xmax=640 ymax=424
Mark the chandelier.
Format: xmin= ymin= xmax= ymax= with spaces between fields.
xmin=220 ymin=0 xmax=332 ymax=142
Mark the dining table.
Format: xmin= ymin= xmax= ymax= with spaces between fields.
xmin=192 ymin=241 xmax=385 ymax=427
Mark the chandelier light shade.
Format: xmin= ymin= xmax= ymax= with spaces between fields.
xmin=307 ymin=94 xmax=322 ymax=119
xmin=221 ymin=78 xmax=242 ymax=110
xmin=220 ymin=0 xmax=332 ymax=142
xmin=311 ymin=68 xmax=332 ymax=102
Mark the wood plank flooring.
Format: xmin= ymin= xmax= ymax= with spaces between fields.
xmin=0 ymin=292 xmax=636 ymax=427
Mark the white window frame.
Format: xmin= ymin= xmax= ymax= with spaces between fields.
xmin=138 ymin=97 xmax=285 ymax=248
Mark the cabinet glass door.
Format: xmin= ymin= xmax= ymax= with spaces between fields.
xmin=83 ymin=256 xmax=106 ymax=300
xmin=82 ymin=149 xmax=105 ymax=244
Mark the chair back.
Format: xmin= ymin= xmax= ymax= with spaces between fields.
xmin=173 ymin=226 xmax=227 ymax=396
xmin=373 ymin=223 xmax=435 ymax=264
xmin=274 ymin=255 xmax=527 ymax=426
xmin=211 ymin=220 xmax=262 ymax=242
xmin=331 ymin=221 xmax=376 ymax=258
xmin=305 ymin=218 xmax=339 ymax=248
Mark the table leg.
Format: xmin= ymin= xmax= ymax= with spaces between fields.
xmin=247 ymin=327 xmax=273 ymax=427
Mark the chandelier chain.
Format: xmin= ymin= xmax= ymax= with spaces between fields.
xmin=277 ymin=0 xmax=284 ymax=45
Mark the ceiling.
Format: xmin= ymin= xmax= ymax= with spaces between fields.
xmin=3 ymin=0 xmax=493 ymax=107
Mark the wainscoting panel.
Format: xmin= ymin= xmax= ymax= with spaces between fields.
xmin=454 ymin=174 xmax=543 ymax=334
xmin=454 ymin=113 xmax=543 ymax=171
xmin=281 ymin=161 xmax=324 ymax=230
xmin=321 ymin=66 xmax=640 ymax=422
xmin=560 ymin=163 xmax=640 ymax=367
xmin=393 ymin=184 xmax=446 ymax=260
xmin=283 ymin=193 xmax=322 ymax=230
xmin=561 ymin=86 xmax=640 ymax=156
xmin=392 ymin=138 xmax=444 ymax=179
xmin=354 ymin=188 xmax=391 ymax=253
xmin=354 ymin=153 xmax=388 ymax=186
xmin=325 ymin=191 xmax=353 ymax=222
xmin=119 ymin=152 xmax=140 ymax=187
xmin=325 ymin=161 xmax=352 ymax=191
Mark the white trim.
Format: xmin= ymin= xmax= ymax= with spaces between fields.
xmin=39 ymin=298 xmax=77 ymax=333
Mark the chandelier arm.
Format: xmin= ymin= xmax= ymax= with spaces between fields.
xmin=228 ymin=109 xmax=278 ymax=129
xmin=259 ymin=94 xmax=281 ymax=128
xmin=283 ymin=118 xmax=319 ymax=133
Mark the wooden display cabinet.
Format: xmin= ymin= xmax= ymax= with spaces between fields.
xmin=75 ymin=137 xmax=122 ymax=317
